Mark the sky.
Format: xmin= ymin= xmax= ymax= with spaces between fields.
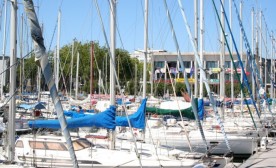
xmin=0 ymin=0 xmax=276 ymax=58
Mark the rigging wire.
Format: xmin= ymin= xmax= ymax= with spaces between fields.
xmin=0 ymin=50 xmax=34 ymax=78
xmin=107 ymin=0 xmax=134 ymax=80
xmin=260 ymin=12 xmax=276 ymax=69
xmin=0 ymin=50 xmax=34 ymax=108
xmin=175 ymin=0 xmax=232 ymax=152
xmin=47 ymin=19 xmax=58 ymax=53
xmin=93 ymin=46 xmax=107 ymax=94
xmin=165 ymin=62 xmax=193 ymax=151
xmin=211 ymin=1 xmax=223 ymax=52
xmin=93 ymin=1 xmax=145 ymax=167
xmin=0 ymin=1 xmax=5 ymax=31
xmin=46 ymin=0 xmax=63 ymax=53
xmin=165 ymin=0 xmax=212 ymax=153
xmin=212 ymin=0 xmax=260 ymax=127
xmin=231 ymin=0 xmax=274 ymax=118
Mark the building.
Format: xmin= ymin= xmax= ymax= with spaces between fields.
xmin=132 ymin=50 xmax=274 ymax=95
xmin=150 ymin=51 xmax=250 ymax=83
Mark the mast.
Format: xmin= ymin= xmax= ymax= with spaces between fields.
xmin=260 ymin=11 xmax=263 ymax=85
xmin=177 ymin=0 xmax=232 ymax=152
xmin=37 ymin=22 xmax=42 ymax=102
xmin=37 ymin=66 xmax=41 ymax=101
xmin=134 ymin=63 xmax=137 ymax=97
xmin=141 ymin=0 xmax=149 ymax=142
xmin=7 ymin=0 xmax=17 ymax=161
xmin=164 ymin=0 xmax=193 ymax=152
xmin=110 ymin=0 xmax=116 ymax=106
xmin=56 ymin=10 xmax=61 ymax=91
xmin=0 ymin=0 xmax=7 ymax=100
xmin=75 ymin=52 xmax=79 ymax=99
xmin=199 ymin=0 xmax=204 ymax=100
xmin=23 ymin=1 xmax=78 ymax=167
xmin=143 ymin=0 xmax=148 ymax=99
xmin=90 ymin=42 xmax=94 ymax=108
xmin=69 ymin=39 xmax=74 ymax=98
xmin=219 ymin=0 xmax=225 ymax=120
xmin=98 ymin=70 xmax=101 ymax=94
xmin=54 ymin=46 xmax=57 ymax=89
xmin=252 ymin=8 xmax=255 ymax=99
xmin=194 ymin=0 xmax=198 ymax=98
xmin=271 ymin=32 xmax=276 ymax=98
xmin=109 ymin=0 xmax=116 ymax=150
xmin=105 ymin=52 xmax=108 ymax=95
xmin=240 ymin=1 xmax=243 ymax=113
xmin=150 ymin=53 xmax=154 ymax=96
xmin=271 ymin=32 xmax=274 ymax=98
xmin=264 ymin=19 xmax=267 ymax=92
xmin=20 ymin=14 xmax=23 ymax=100
xmin=229 ymin=0 xmax=234 ymax=113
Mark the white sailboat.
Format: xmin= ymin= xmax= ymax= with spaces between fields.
xmin=15 ymin=133 xmax=222 ymax=168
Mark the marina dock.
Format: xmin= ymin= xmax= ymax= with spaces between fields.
xmin=239 ymin=137 xmax=276 ymax=168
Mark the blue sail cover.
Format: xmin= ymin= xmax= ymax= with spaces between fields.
xmin=198 ymin=99 xmax=204 ymax=120
xmin=18 ymin=102 xmax=46 ymax=110
xmin=28 ymin=106 xmax=116 ymax=130
xmin=115 ymin=98 xmax=147 ymax=129
xmin=64 ymin=111 xmax=86 ymax=118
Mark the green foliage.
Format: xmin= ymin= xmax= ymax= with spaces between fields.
xmin=175 ymin=82 xmax=186 ymax=96
xmin=16 ymin=41 xmax=253 ymax=98
xmin=15 ymin=41 xmax=142 ymax=95
xmin=153 ymin=82 xmax=165 ymax=97
xmin=19 ymin=54 xmax=38 ymax=91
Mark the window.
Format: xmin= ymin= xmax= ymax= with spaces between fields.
xmin=77 ymin=139 xmax=93 ymax=148
xmin=45 ymin=142 xmax=67 ymax=151
xmin=72 ymin=141 xmax=85 ymax=151
xmin=183 ymin=61 xmax=191 ymax=68
xmin=206 ymin=61 xmax=217 ymax=69
xmin=16 ymin=140 xmax=24 ymax=148
xmin=168 ymin=62 xmax=177 ymax=68
xmin=225 ymin=61 xmax=231 ymax=68
xmin=210 ymin=74 xmax=218 ymax=79
xmin=72 ymin=139 xmax=93 ymax=151
xmin=154 ymin=61 xmax=164 ymax=69
xmin=29 ymin=141 xmax=46 ymax=150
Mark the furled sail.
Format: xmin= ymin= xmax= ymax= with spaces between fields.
xmin=116 ymin=98 xmax=146 ymax=129
xmin=28 ymin=106 xmax=116 ymax=130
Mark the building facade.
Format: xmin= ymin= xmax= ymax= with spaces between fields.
xmin=150 ymin=51 xmax=250 ymax=84
xmin=132 ymin=50 xmax=274 ymax=96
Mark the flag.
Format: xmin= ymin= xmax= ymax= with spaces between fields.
xmin=190 ymin=65 xmax=194 ymax=77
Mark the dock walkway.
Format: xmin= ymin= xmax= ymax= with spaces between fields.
xmin=239 ymin=137 xmax=276 ymax=168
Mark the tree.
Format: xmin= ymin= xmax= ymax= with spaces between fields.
xmin=16 ymin=41 xmax=143 ymax=96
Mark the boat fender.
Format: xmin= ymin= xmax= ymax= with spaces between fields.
xmin=260 ymin=137 xmax=268 ymax=150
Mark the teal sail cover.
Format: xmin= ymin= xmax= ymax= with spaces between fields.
xmin=115 ymin=98 xmax=147 ymax=129
xmin=28 ymin=106 xmax=116 ymax=130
